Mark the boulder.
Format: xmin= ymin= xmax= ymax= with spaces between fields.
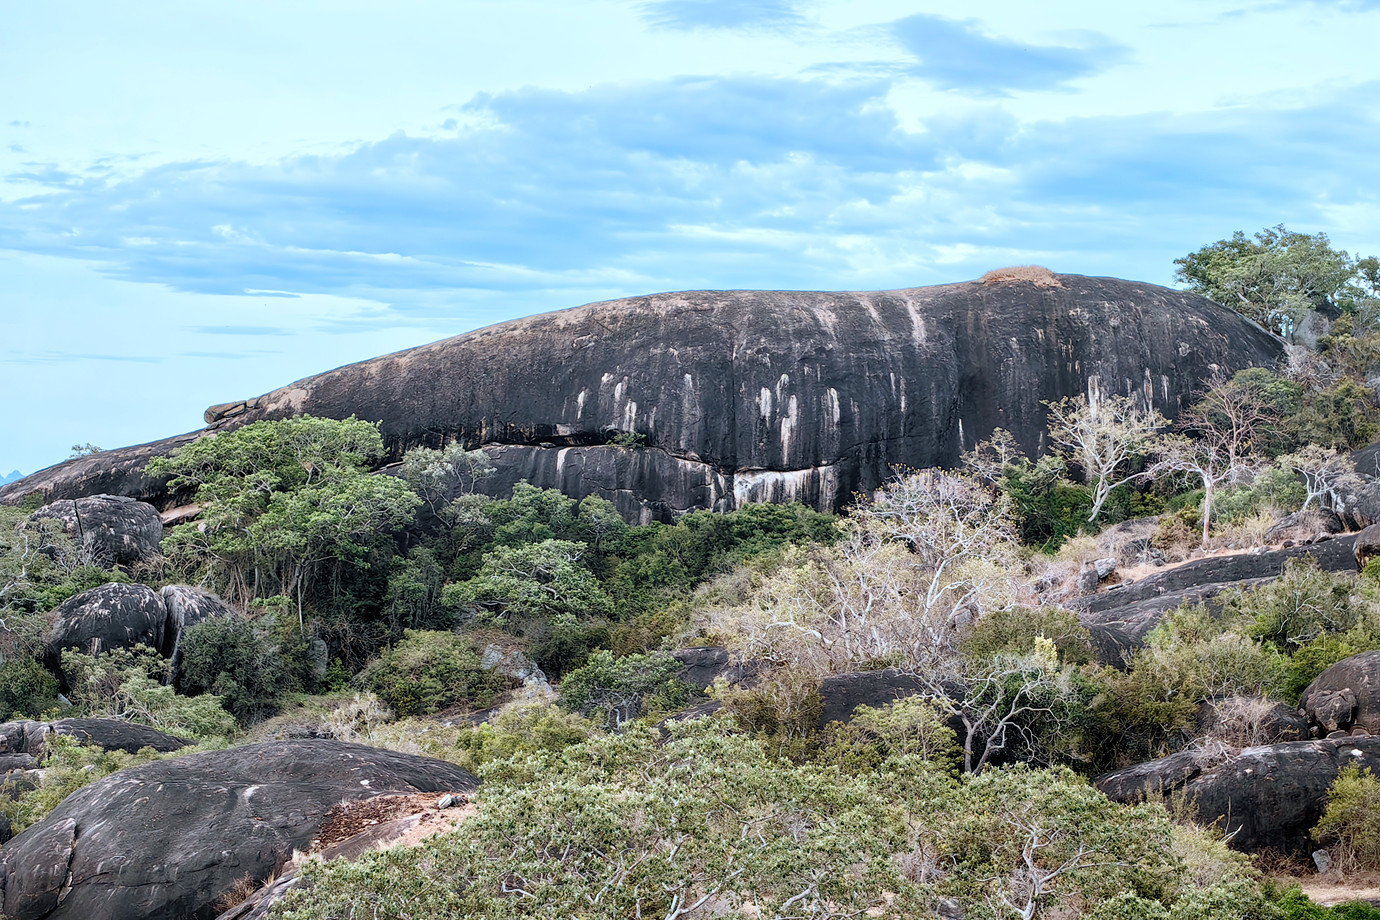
xmin=44 ymin=584 xmax=167 ymax=667
xmin=671 ymin=646 xmax=764 ymax=692
xmin=0 ymin=718 xmax=190 ymax=761
xmin=1264 ymin=509 xmax=1343 ymax=546
xmin=26 ymin=495 xmax=163 ymax=568
xmin=1096 ymin=737 xmax=1380 ymax=853
xmin=1301 ymin=651 xmax=1380 ymax=735
xmin=1355 ymin=524 xmax=1380 ymax=571
xmin=1196 ymin=697 xmax=1312 ymax=745
xmin=159 ymin=585 xmax=236 ymax=674
xmin=1 ymin=276 xmax=1282 ymax=521
xmin=816 ymin=669 xmax=930 ymax=729
xmin=0 ymin=739 xmax=478 ymax=920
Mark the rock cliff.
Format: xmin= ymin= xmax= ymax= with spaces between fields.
xmin=1 ymin=275 xmax=1282 ymax=521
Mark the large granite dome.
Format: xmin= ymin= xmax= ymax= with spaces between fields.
xmin=2 ymin=274 xmax=1282 ymax=521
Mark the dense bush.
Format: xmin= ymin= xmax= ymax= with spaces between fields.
xmin=175 ymin=616 xmax=290 ymax=722
xmin=357 ymin=629 xmax=507 ymax=717
xmin=0 ymin=655 xmax=59 ymax=719
xmin=556 ymin=649 xmax=692 ymax=727
xmin=1314 ymin=763 xmax=1380 ymax=872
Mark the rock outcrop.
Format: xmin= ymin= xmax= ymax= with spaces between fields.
xmin=1301 ymin=651 xmax=1380 ymax=735
xmin=1096 ymin=737 xmax=1380 ymax=853
xmin=0 ymin=740 xmax=478 ymax=920
xmin=1073 ymin=536 xmax=1358 ymax=665
xmin=26 ymin=495 xmax=163 ymax=568
xmin=0 ymin=276 xmax=1282 ymax=521
xmin=0 ymin=719 xmax=190 ymax=772
xmin=44 ymin=583 xmax=236 ymax=677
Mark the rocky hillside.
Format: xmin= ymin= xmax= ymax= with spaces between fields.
xmin=1 ymin=273 xmax=1281 ymax=521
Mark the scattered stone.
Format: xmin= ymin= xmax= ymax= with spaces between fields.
xmin=1265 ymin=510 xmax=1344 ymax=546
xmin=1313 ymin=848 xmax=1332 ymax=873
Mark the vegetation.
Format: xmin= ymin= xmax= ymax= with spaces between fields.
xmin=11 ymin=226 xmax=1380 ymax=917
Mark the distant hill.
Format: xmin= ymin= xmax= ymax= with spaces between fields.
xmin=0 ymin=470 xmax=22 ymax=485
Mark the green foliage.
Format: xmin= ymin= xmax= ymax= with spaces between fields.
xmin=1175 ymin=225 xmax=1374 ymax=334
xmin=443 ymin=538 xmax=614 ymax=623
xmin=148 ymin=416 xmax=420 ymax=612
xmin=61 ymin=646 xmax=238 ymax=742
xmin=710 ymin=666 xmax=825 ymax=762
xmin=816 ymin=697 xmax=959 ymax=773
xmin=556 ymin=649 xmax=692 ymax=726
xmin=449 ymin=703 xmax=598 ymax=777
xmin=1272 ymin=887 xmax=1380 ymax=920
xmin=1314 ymin=763 xmax=1380 ymax=872
xmin=1287 ymin=379 xmax=1380 ymax=451
xmin=0 ymin=655 xmax=59 ymax=719
xmin=0 ymin=735 xmax=162 ymax=834
xmin=961 ymin=605 xmax=1093 ymax=665
xmin=1232 ymin=557 xmax=1359 ymax=652
xmin=174 ymin=615 xmax=289 ymax=722
xmin=357 ymin=629 xmax=507 ymax=717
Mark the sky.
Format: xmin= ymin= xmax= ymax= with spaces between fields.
xmin=2 ymin=0 xmax=1378 ymax=477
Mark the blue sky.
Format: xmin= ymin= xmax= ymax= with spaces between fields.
xmin=2 ymin=0 xmax=1378 ymax=476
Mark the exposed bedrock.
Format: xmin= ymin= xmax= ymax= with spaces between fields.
xmin=1301 ymin=651 xmax=1380 ymax=735
xmin=0 ymin=740 xmax=478 ymax=920
xmin=1096 ymin=737 xmax=1380 ymax=854
xmin=1073 ymin=536 xmax=1358 ymax=666
xmin=0 ymin=276 xmax=1282 ymax=519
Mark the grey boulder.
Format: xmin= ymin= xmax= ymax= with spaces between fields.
xmin=1301 ymin=651 xmax=1380 ymax=735
xmin=26 ymin=495 xmax=163 ymax=568
xmin=0 ymin=739 xmax=478 ymax=920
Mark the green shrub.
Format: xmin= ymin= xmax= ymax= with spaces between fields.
xmin=1234 ymin=557 xmax=1359 ymax=652
xmin=175 ymin=616 xmax=288 ymax=722
xmin=451 ymin=703 xmax=597 ymax=779
xmin=62 ymin=646 xmax=237 ymax=742
xmin=357 ymin=630 xmax=507 ymax=717
xmin=0 ymin=656 xmax=59 ymax=719
xmin=556 ymin=649 xmax=691 ymax=727
xmin=815 ymin=697 xmax=958 ymax=773
xmin=1314 ymin=763 xmax=1380 ymax=872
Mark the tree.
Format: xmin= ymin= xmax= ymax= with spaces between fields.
xmin=147 ymin=416 xmax=420 ymax=619
xmin=1175 ymin=225 xmax=1375 ymax=336
xmin=397 ymin=442 xmax=495 ymax=525
xmin=1045 ymin=386 xmax=1165 ymax=522
xmin=1149 ymin=375 xmax=1269 ymax=545
xmin=1278 ymin=444 xmax=1362 ymax=511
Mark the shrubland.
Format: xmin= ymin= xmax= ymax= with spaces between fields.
xmin=5 ymin=226 xmax=1380 ymax=916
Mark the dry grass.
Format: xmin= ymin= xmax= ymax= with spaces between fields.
xmin=212 ymin=873 xmax=261 ymax=913
xmin=979 ymin=265 xmax=1063 ymax=287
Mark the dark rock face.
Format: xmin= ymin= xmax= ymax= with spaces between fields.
xmin=1263 ymin=509 xmax=1343 ymax=546
xmin=1354 ymin=524 xmax=1380 ymax=570
xmin=43 ymin=583 xmax=238 ymax=683
xmin=671 ymin=646 xmax=764 ymax=691
xmin=0 ymin=433 xmax=199 ymax=509
xmin=159 ymin=585 xmax=235 ymax=674
xmin=45 ymin=583 xmax=167 ymax=665
xmin=1096 ymin=738 xmax=1380 ymax=853
xmin=0 ymin=719 xmax=190 ymax=767
xmin=816 ymin=669 xmax=930 ymax=728
xmin=0 ymin=740 xmax=478 ymax=920
xmin=0 ymin=276 xmax=1282 ymax=521
xmin=27 ymin=495 xmax=163 ymax=568
xmin=1301 ymin=651 xmax=1380 ymax=735
xmin=1074 ymin=537 xmax=1358 ymax=665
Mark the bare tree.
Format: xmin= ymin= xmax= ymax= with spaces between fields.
xmin=1046 ymin=382 xmax=1165 ymax=522
xmin=1149 ymin=375 xmax=1268 ymax=545
xmin=1278 ymin=444 xmax=1363 ymax=511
